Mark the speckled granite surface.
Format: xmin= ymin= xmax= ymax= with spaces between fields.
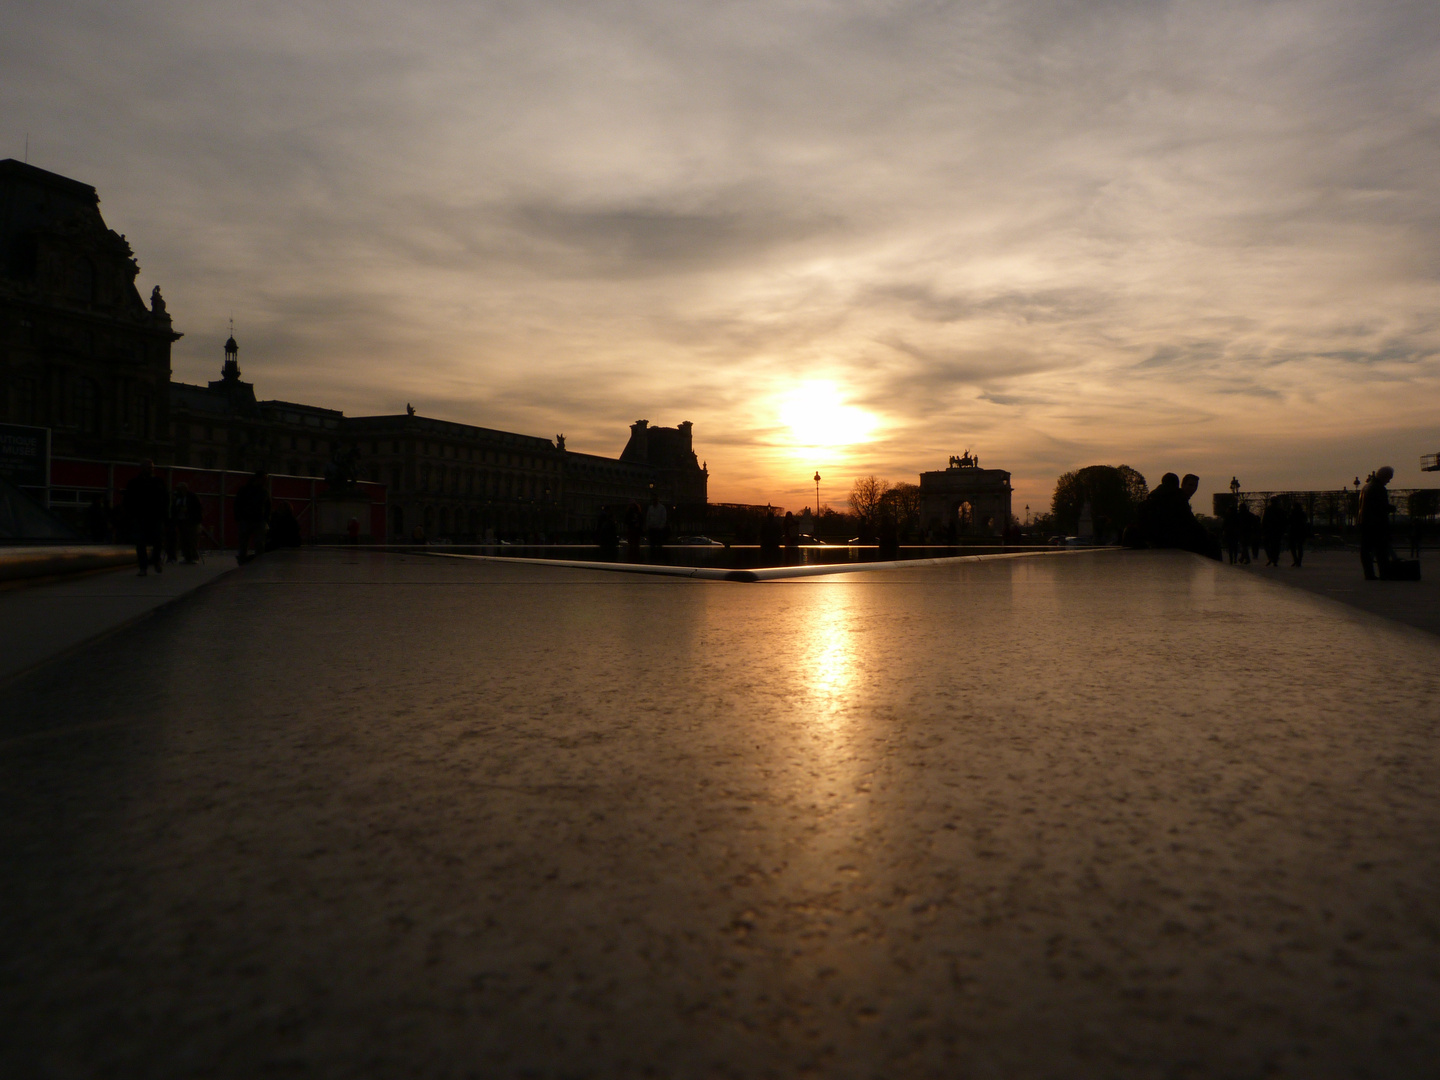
xmin=2 ymin=549 xmax=1438 ymax=1078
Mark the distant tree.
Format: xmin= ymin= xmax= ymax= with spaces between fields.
xmin=1117 ymin=465 xmax=1149 ymax=506
xmin=1051 ymin=465 xmax=1148 ymax=540
xmin=814 ymin=504 xmax=855 ymax=540
xmin=880 ymin=482 xmax=924 ymax=537
xmin=1030 ymin=511 xmax=1057 ymax=537
xmin=849 ymin=475 xmax=891 ymax=528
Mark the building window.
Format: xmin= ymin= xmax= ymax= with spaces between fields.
xmin=73 ymin=377 xmax=99 ymax=434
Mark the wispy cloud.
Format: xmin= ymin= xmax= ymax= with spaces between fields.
xmin=5 ymin=0 xmax=1440 ymax=509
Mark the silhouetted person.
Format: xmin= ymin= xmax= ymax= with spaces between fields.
xmin=783 ymin=511 xmax=800 ymax=564
xmin=171 ymin=482 xmax=202 ymax=564
xmin=624 ymin=502 xmax=643 ymax=561
xmin=596 ymin=506 xmax=619 ymax=560
xmin=644 ymin=493 xmax=668 ymax=562
xmin=1358 ymin=466 xmax=1395 ymax=581
xmin=1288 ymin=504 xmax=1309 ymax=567
xmin=270 ymin=502 xmax=302 ymax=547
xmin=1412 ymin=515 xmax=1424 ymax=559
xmin=1261 ymin=496 xmax=1286 ymax=567
xmin=858 ymin=517 xmax=877 ymax=560
xmin=1135 ymin=473 xmax=1217 ymax=559
xmin=235 ymin=471 xmax=271 ymax=565
xmin=1178 ymin=475 xmax=1220 ymax=559
xmin=124 ymin=459 xmax=167 ymax=576
xmin=759 ymin=508 xmax=782 ymax=564
xmin=878 ymin=512 xmax=899 ymax=560
xmin=347 ymin=516 xmax=361 ymax=545
xmin=85 ymin=493 xmax=112 ymax=542
xmin=1234 ymin=503 xmax=1256 ymax=564
xmin=1221 ymin=502 xmax=1240 ymax=564
xmin=1138 ymin=473 xmax=1182 ymax=547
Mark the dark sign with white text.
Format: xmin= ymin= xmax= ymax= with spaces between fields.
xmin=0 ymin=423 xmax=50 ymax=489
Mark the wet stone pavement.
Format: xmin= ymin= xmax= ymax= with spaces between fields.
xmin=2 ymin=549 xmax=1439 ymax=1078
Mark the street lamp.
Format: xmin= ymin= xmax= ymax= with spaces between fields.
xmin=1025 ymin=504 xmax=1030 ymax=526
xmin=813 ymin=472 xmax=821 ymax=517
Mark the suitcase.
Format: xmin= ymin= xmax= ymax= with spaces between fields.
xmin=1381 ymin=558 xmax=1422 ymax=581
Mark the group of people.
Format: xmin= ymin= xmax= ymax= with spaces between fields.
xmin=1222 ymin=497 xmax=1310 ymax=567
xmin=121 ymin=460 xmax=205 ymax=575
xmin=1219 ymin=464 xmax=1414 ymax=580
xmin=595 ymin=494 xmax=671 ymax=562
xmin=120 ymin=462 xmax=283 ymax=574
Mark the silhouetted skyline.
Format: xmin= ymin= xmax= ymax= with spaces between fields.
xmin=6 ymin=1 xmax=1438 ymax=509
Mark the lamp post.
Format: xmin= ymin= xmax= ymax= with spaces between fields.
xmin=813 ymin=472 xmax=821 ymax=517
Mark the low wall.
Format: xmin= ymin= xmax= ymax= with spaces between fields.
xmin=0 ymin=544 xmax=134 ymax=583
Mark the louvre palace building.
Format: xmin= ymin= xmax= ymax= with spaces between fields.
xmin=0 ymin=159 xmax=707 ymax=539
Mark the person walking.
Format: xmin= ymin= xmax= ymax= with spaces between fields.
xmin=624 ymin=502 xmax=643 ymax=562
xmin=759 ymin=508 xmax=782 ymax=564
xmin=124 ymin=459 xmax=168 ymax=576
xmin=1234 ymin=502 xmax=1256 ymax=564
xmin=171 ymin=482 xmax=203 ymax=564
xmin=644 ymin=493 xmax=668 ymax=562
xmin=1221 ymin=502 xmax=1240 ymax=564
xmin=1288 ymin=503 xmax=1309 ymax=568
xmin=235 ymin=471 xmax=271 ymax=565
xmin=1261 ymin=496 xmax=1287 ymax=567
xmin=1358 ymin=466 xmax=1396 ymax=581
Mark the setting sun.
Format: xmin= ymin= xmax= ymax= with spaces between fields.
xmin=777 ymin=381 xmax=878 ymax=449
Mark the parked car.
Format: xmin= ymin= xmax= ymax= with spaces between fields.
xmin=677 ymin=535 xmax=725 ymax=546
xmin=798 ymin=534 xmax=827 ymax=545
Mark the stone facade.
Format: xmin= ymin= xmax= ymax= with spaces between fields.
xmin=919 ymin=451 xmax=1013 ymax=537
xmin=0 ymin=159 xmax=179 ymax=462
xmin=344 ymin=412 xmax=567 ymax=541
xmin=171 ymin=334 xmax=345 ymax=475
xmin=1 ymin=160 xmax=709 ymax=539
xmin=619 ymin=419 xmax=709 ymax=518
xmin=171 ymin=340 xmax=707 ymax=541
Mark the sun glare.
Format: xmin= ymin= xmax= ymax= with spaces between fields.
xmin=778 ymin=381 xmax=877 ymax=449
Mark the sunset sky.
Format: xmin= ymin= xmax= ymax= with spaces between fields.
xmin=5 ymin=0 xmax=1438 ymax=512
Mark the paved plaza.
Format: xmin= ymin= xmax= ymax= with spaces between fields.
xmin=2 ymin=548 xmax=1439 ymax=1078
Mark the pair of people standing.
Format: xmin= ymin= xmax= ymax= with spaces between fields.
xmin=1259 ymin=497 xmax=1311 ymax=568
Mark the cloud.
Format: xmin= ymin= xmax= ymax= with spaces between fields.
xmin=5 ymin=0 xmax=1440 ymax=507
